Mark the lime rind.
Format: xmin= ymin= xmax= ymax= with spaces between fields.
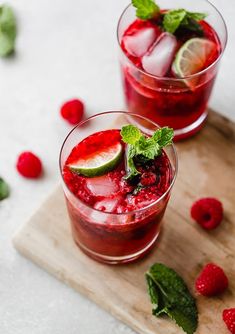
xmin=172 ymin=38 xmax=216 ymax=88
xmin=68 ymin=142 xmax=123 ymax=177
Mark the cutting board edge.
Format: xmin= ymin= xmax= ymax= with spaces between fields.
xmin=13 ymin=222 xmax=155 ymax=334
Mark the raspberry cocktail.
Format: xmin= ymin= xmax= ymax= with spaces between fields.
xmin=117 ymin=0 xmax=227 ymax=140
xmin=60 ymin=112 xmax=177 ymax=264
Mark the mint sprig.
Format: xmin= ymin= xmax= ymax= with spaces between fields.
xmin=121 ymin=125 xmax=173 ymax=181
xmin=0 ymin=5 xmax=17 ymax=57
xmin=131 ymin=0 xmax=207 ymax=36
xmin=0 ymin=177 xmax=10 ymax=200
xmin=163 ymin=9 xmax=207 ymax=34
xmin=121 ymin=124 xmax=142 ymax=145
xmin=132 ymin=0 xmax=160 ymax=20
xmin=146 ymin=263 xmax=198 ymax=334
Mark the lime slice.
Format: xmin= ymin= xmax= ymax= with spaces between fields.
xmin=172 ymin=38 xmax=216 ymax=86
xmin=68 ymin=142 xmax=123 ymax=177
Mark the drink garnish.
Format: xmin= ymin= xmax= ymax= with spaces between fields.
xmin=172 ymin=38 xmax=216 ymax=87
xmin=163 ymin=10 xmax=207 ymax=35
xmin=0 ymin=177 xmax=10 ymax=201
xmin=0 ymin=5 xmax=17 ymax=57
xmin=146 ymin=263 xmax=198 ymax=334
xmin=68 ymin=142 xmax=123 ymax=177
xmin=121 ymin=125 xmax=173 ymax=181
xmin=131 ymin=0 xmax=207 ymax=36
xmin=132 ymin=0 xmax=160 ymax=20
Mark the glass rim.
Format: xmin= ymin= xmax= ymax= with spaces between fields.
xmin=59 ymin=111 xmax=178 ymax=217
xmin=116 ymin=1 xmax=228 ymax=81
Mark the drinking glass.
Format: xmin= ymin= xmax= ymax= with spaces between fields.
xmin=117 ymin=0 xmax=227 ymax=140
xmin=59 ymin=111 xmax=177 ymax=264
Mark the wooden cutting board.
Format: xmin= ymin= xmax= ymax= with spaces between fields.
xmin=13 ymin=111 xmax=235 ymax=334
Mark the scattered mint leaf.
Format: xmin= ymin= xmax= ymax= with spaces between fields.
xmin=146 ymin=263 xmax=198 ymax=334
xmin=163 ymin=9 xmax=187 ymax=34
xmin=146 ymin=274 xmax=162 ymax=314
xmin=121 ymin=125 xmax=174 ymax=181
xmin=0 ymin=177 xmax=10 ymax=200
xmin=0 ymin=5 xmax=17 ymax=57
xmin=132 ymin=0 xmax=160 ymax=20
xmin=163 ymin=9 xmax=207 ymax=34
xmin=167 ymin=308 xmax=198 ymax=334
xmin=121 ymin=125 xmax=142 ymax=145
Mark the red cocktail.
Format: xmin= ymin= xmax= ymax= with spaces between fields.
xmin=60 ymin=112 xmax=177 ymax=264
xmin=117 ymin=0 xmax=227 ymax=140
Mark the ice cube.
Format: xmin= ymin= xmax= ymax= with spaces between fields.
xmin=142 ymin=33 xmax=177 ymax=77
xmin=123 ymin=27 xmax=157 ymax=57
xmin=86 ymin=175 xmax=118 ymax=197
xmin=94 ymin=198 xmax=120 ymax=212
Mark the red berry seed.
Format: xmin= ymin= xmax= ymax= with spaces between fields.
xmin=16 ymin=151 xmax=42 ymax=178
xmin=191 ymin=197 xmax=223 ymax=230
xmin=223 ymin=308 xmax=235 ymax=334
xmin=60 ymin=99 xmax=84 ymax=125
xmin=195 ymin=263 xmax=228 ymax=296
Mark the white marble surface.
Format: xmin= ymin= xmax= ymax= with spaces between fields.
xmin=0 ymin=1 xmax=234 ymax=333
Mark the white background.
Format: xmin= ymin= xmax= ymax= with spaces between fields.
xmin=0 ymin=1 xmax=234 ymax=333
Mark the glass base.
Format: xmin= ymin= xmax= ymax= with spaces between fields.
xmin=126 ymin=110 xmax=208 ymax=141
xmin=73 ymin=232 xmax=160 ymax=265
xmin=173 ymin=110 xmax=208 ymax=141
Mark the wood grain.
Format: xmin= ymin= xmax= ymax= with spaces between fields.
xmin=13 ymin=112 xmax=235 ymax=334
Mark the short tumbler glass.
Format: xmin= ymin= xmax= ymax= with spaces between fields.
xmin=59 ymin=111 xmax=177 ymax=264
xmin=117 ymin=0 xmax=227 ymax=140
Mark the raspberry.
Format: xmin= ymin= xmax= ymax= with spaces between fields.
xmin=223 ymin=308 xmax=235 ymax=334
xmin=16 ymin=152 xmax=42 ymax=178
xmin=60 ymin=99 xmax=84 ymax=125
xmin=195 ymin=263 xmax=228 ymax=296
xmin=140 ymin=172 xmax=157 ymax=186
xmin=191 ymin=197 xmax=223 ymax=230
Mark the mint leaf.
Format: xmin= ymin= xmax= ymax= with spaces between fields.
xmin=125 ymin=145 xmax=140 ymax=181
xmin=153 ymin=127 xmax=174 ymax=148
xmin=135 ymin=136 xmax=160 ymax=161
xmin=163 ymin=9 xmax=207 ymax=35
xmin=121 ymin=125 xmax=173 ymax=181
xmin=146 ymin=263 xmax=198 ymax=334
xmin=163 ymin=9 xmax=187 ymax=34
xmin=181 ymin=17 xmax=204 ymax=35
xmin=146 ymin=274 xmax=163 ymax=314
xmin=132 ymin=0 xmax=160 ymax=20
xmin=167 ymin=308 xmax=198 ymax=334
xmin=0 ymin=177 xmax=10 ymax=200
xmin=186 ymin=12 xmax=207 ymax=21
xmin=0 ymin=5 xmax=17 ymax=57
xmin=121 ymin=125 xmax=142 ymax=145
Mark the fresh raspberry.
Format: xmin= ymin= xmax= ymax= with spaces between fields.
xmin=191 ymin=197 xmax=223 ymax=230
xmin=223 ymin=308 xmax=235 ymax=334
xmin=60 ymin=99 xmax=84 ymax=125
xmin=195 ymin=263 xmax=228 ymax=296
xmin=16 ymin=152 xmax=42 ymax=178
xmin=140 ymin=172 xmax=157 ymax=186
